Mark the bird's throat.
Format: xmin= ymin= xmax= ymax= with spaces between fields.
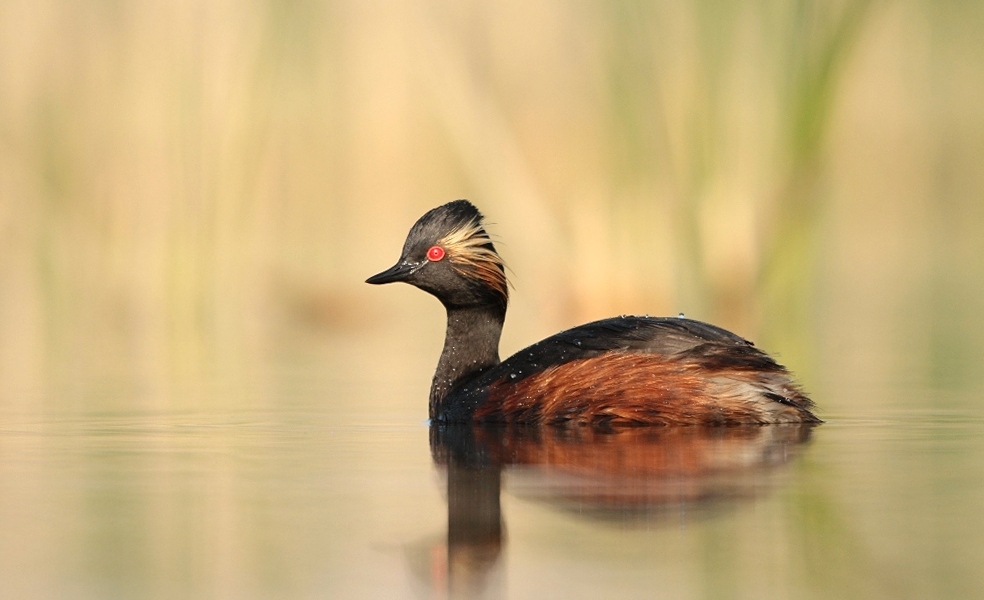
xmin=429 ymin=305 xmax=504 ymax=419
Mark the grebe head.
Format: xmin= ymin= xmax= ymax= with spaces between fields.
xmin=366 ymin=200 xmax=508 ymax=311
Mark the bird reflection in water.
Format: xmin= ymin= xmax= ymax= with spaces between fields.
xmin=414 ymin=423 xmax=814 ymax=598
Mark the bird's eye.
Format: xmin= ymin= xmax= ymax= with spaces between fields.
xmin=426 ymin=246 xmax=446 ymax=262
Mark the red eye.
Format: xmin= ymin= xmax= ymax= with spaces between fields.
xmin=427 ymin=246 xmax=445 ymax=261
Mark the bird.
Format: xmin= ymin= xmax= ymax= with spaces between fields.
xmin=366 ymin=200 xmax=819 ymax=426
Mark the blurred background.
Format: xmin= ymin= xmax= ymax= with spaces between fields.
xmin=1 ymin=1 xmax=984 ymax=598
xmin=1 ymin=0 xmax=982 ymax=414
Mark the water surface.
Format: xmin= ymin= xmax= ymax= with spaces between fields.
xmin=1 ymin=362 xmax=981 ymax=599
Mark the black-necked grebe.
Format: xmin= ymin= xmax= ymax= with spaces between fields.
xmin=367 ymin=200 xmax=819 ymax=425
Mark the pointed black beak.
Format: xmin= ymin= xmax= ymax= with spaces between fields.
xmin=366 ymin=260 xmax=417 ymax=285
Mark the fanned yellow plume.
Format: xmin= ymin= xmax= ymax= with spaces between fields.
xmin=439 ymin=220 xmax=509 ymax=304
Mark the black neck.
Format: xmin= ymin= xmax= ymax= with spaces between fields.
xmin=430 ymin=305 xmax=504 ymax=419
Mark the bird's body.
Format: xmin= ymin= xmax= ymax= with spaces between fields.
xmin=367 ymin=200 xmax=819 ymax=426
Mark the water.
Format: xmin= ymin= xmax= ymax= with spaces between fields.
xmin=1 ymin=352 xmax=982 ymax=600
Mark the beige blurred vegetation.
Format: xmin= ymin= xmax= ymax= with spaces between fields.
xmin=0 ymin=0 xmax=982 ymax=411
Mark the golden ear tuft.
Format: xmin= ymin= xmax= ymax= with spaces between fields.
xmin=439 ymin=219 xmax=509 ymax=304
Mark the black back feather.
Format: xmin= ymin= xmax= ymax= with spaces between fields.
xmin=439 ymin=316 xmax=781 ymax=420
